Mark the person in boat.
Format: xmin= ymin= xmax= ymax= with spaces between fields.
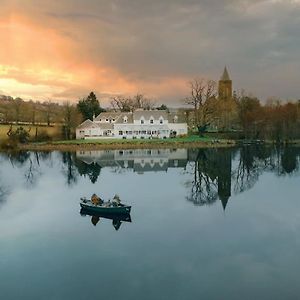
xmin=91 ymin=194 xmax=103 ymax=206
xmin=112 ymin=194 xmax=121 ymax=207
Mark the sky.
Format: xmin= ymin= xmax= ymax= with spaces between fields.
xmin=0 ymin=0 xmax=299 ymax=106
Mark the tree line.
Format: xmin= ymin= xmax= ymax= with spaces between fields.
xmin=184 ymin=78 xmax=300 ymax=142
xmin=1 ymin=83 xmax=299 ymax=144
xmin=0 ymin=91 xmax=169 ymax=144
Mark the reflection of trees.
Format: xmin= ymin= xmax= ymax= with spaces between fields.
xmin=185 ymin=149 xmax=217 ymax=206
xmin=186 ymin=146 xmax=300 ymax=209
xmin=74 ymin=158 xmax=101 ymax=184
xmin=281 ymin=147 xmax=299 ymax=175
xmin=3 ymin=151 xmax=43 ymax=186
xmin=233 ymin=146 xmax=300 ymax=194
xmin=233 ymin=146 xmax=264 ymax=193
xmin=8 ymin=151 xmax=31 ymax=168
xmin=61 ymin=152 xmax=78 ymax=186
xmin=24 ymin=153 xmax=42 ymax=186
xmin=186 ymin=148 xmax=233 ymax=208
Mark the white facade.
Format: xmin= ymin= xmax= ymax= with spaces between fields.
xmin=76 ymin=110 xmax=188 ymax=140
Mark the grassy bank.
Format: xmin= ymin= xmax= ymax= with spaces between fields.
xmin=18 ymin=135 xmax=236 ymax=151
xmin=0 ymin=124 xmax=61 ymax=140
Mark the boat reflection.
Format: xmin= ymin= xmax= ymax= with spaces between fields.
xmin=80 ymin=207 xmax=132 ymax=231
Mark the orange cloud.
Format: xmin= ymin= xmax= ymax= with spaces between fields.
xmin=0 ymin=13 xmax=190 ymax=105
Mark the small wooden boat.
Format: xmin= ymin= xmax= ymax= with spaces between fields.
xmin=80 ymin=198 xmax=131 ymax=214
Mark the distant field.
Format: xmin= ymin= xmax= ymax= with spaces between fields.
xmin=0 ymin=124 xmax=61 ymax=140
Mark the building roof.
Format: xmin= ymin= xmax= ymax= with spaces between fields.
xmin=114 ymin=112 xmax=134 ymax=124
xmin=77 ymin=119 xmax=114 ymax=130
xmin=133 ymin=110 xmax=168 ymax=121
xmin=220 ymin=66 xmax=231 ymax=81
xmin=77 ymin=119 xmax=97 ymax=129
xmin=94 ymin=112 xmax=122 ymax=122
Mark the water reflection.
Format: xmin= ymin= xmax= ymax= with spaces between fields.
xmin=75 ymin=146 xmax=300 ymax=210
xmin=76 ymin=148 xmax=187 ymax=175
xmin=0 ymin=146 xmax=299 ymax=211
xmin=80 ymin=208 xmax=132 ymax=230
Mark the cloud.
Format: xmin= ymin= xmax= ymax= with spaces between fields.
xmin=0 ymin=0 xmax=299 ymax=104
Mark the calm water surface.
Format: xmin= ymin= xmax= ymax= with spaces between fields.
xmin=0 ymin=146 xmax=299 ymax=300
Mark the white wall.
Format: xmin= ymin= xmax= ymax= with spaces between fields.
xmin=168 ymin=123 xmax=188 ymax=135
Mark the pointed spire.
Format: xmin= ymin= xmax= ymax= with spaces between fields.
xmin=221 ymin=66 xmax=230 ymax=81
xmin=220 ymin=196 xmax=229 ymax=211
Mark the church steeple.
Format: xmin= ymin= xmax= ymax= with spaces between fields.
xmin=218 ymin=66 xmax=232 ymax=99
xmin=221 ymin=66 xmax=230 ymax=81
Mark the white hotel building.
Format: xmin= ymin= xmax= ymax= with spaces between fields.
xmin=76 ymin=110 xmax=188 ymax=140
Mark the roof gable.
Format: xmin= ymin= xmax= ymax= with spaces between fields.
xmin=133 ymin=110 xmax=168 ymax=121
xmin=77 ymin=119 xmax=97 ymax=129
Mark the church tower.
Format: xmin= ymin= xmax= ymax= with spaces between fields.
xmin=218 ymin=66 xmax=232 ymax=100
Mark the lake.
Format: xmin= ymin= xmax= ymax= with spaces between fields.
xmin=0 ymin=146 xmax=299 ymax=300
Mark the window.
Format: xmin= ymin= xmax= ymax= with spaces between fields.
xmin=150 ymin=119 xmax=154 ymax=124
xmin=141 ymin=119 xmax=144 ymax=124
xmin=123 ymin=117 xmax=128 ymax=123
xmin=160 ymin=119 xmax=163 ymax=124
xmin=119 ymin=131 xmax=123 ymax=135
xmin=113 ymin=119 xmax=115 ymax=122
xmin=106 ymin=118 xmax=109 ymax=122
xmin=147 ymin=130 xmax=151 ymax=135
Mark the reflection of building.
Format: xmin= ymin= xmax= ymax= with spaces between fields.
xmin=76 ymin=110 xmax=188 ymax=139
xmin=187 ymin=148 xmax=232 ymax=210
xmin=76 ymin=148 xmax=188 ymax=174
xmin=217 ymin=149 xmax=232 ymax=210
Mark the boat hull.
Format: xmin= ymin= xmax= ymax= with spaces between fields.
xmin=80 ymin=202 xmax=131 ymax=214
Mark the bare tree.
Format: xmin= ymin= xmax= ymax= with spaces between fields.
xmin=184 ymin=79 xmax=217 ymax=127
xmin=111 ymin=96 xmax=132 ymax=112
xmin=110 ymin=94 xmax=155 ymax=112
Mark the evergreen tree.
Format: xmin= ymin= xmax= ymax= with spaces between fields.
xmin=77 ymin=92 xmax=105 ymax=121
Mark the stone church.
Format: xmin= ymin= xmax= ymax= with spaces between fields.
xmin=218 ymin=66 xmax=232 ymax=100
xmin=212 ymin=66 xmax=238 ymax=131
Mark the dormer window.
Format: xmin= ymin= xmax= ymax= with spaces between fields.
xmin=150 ymin=119 xmax=154 ymax=124
xmin=160 ymin=119 xmax=163 ymax=124
xmin=173 ymin=116 xmax=178 ymax=123
xmin=123 ymin=116 xmax=128 ymax=123
xmin=106 ymin=118 xmax=109 ymax=122
xmin=141 ymin=119 xmax=144 ymax=124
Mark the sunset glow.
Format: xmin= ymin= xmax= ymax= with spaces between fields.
xmin=1 ymin=1 xmax=300 ymax=104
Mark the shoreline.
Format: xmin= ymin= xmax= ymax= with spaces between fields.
xmin=2 ymin=138 xmax=299 ymax=152
xmin=17 ymin=139 xmax=236 ymax=151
